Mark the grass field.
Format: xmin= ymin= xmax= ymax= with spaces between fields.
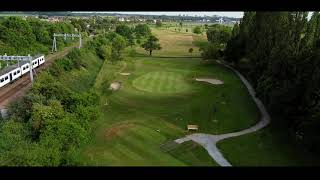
xmin=136 ymin=28 xmax=207 ymax=57
xmin=76 ymin=28 xmax=260 ymax=166
xmin=132 ymin=71 xmax=193 ymax=94
xmin=217 ymin=122 xmax=320 ymax=166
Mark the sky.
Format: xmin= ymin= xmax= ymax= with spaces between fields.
xmin=73 ymin=12 xmax=244 ymax=18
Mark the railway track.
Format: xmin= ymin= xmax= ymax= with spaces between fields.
xmin=0 ymin=41 xmax=82 ymax=109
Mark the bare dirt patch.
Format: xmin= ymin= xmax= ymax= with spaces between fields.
xmin=195 ymin=78 xmax=224 ymax=85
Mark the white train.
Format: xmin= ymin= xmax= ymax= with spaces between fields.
xmin=0 ymin=55 xmax=45 ymax=88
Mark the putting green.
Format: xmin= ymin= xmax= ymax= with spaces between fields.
xmin=132 ymin=71 xmax=192 ymax=94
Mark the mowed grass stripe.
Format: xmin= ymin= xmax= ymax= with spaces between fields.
xmin=132 ymin=71 xmax=192 ymax=94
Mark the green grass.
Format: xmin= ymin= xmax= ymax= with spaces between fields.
xmin=72 ymin=25 xmax=320 ymax=166
xmin=217 ymin=122 xmax=320 ymax=166
xmin=78 ymin=56 xmax=259 ymax=165
xmin=132 ymin=71 xmax=193 ymax=94
xmin=167 ymin=141 xmax=218 ymax=166
xmin=136 ymin=28 xmax=206 ymax=57
xmin=74 ymin=27 xmax=261 ymax=166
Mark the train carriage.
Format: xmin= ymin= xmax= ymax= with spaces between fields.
xmin=0 ymin=54 xmax=45 ymax=88
xmin=21 ymin=61 xmax=30 ymax=75
xmin=0 ymin=72 xmax=10 ymax=88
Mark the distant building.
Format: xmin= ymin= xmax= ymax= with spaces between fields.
xmin=216 ymin=18 xmax=224 ymax=24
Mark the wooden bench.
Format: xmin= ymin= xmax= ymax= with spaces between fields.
xmin=187 ymin=125 xmax=198 ymax=131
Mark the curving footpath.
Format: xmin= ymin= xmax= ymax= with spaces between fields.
xmin=174 ymin=60 xmax=271 ymax=166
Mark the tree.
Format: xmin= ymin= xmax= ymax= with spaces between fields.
xmin=206 ymin=24 xmax=232 ymax=44
xmin=189 ymin=48 xmax=193 ymax=54
xmin=115 ymin=24 xmax=132 ymax=40
xmin=231 ymin=23 xmax=240 ymax=39
xmin=193 ymin=26 xmax=202 ymax=34
xmin=127 ymin=34 xmax=135 ymax=47
xmin=141 ymin=35 xmax=162 ymax=56
xmin=200 ymin=42 xmax=224 ymax=60
xmin=156 ymin=20 xmax=162 ymax=27
xmin=97 ymin=44 xmax=112 ymax=60
xmin=111 ymin=34 xmax=127 ymax=60
xmin=134 ymin=24 xmax=151 ymax=37
xmin=179 ymin=22 xmax=183 ymax=28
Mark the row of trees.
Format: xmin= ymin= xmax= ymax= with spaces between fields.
xmin=0 ymin=16 xmax=77 ymax=55
xmin=103 ymin=23 xmax=161 ymax=57
xmin=200 ymin=24 xmax=232 ymax=59
xmin=224 ymin=12 xmax=320 ymax=153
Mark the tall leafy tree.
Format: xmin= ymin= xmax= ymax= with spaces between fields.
xmin=141 ymin=35 xmax=161 ymax=56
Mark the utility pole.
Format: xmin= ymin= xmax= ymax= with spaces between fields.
xmin=29 ymin=54 xmax=33 ymax=84
xmin=52 ymin=33 xmax=82 ymax=52
xmin=79 ymin=34 xmax=82 ymax=49
xmin=52 ymin=35 xmax=57 ymax=52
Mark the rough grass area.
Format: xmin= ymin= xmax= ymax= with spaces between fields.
xmin=136 ymin=28 xmax=206 ymax=57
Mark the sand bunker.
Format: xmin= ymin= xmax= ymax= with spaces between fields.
xmin=119 ymin=72 xmax=131 ymax=76
xmin=195 ymin=78 xmax=224 ymax=85
xmin=109 ymin=82 xmax=122 ymax=91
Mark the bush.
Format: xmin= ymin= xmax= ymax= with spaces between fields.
xmin=156 ymin=20 xmax=162 ymax=27
xmin=193 ymin=26 xmax=202 ymax=34
xmin=200 ymin=43 xmax=224 ymax=60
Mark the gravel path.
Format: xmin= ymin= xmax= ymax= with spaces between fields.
xmin=195 ymin=78 xmax=224 ymax=85
xmin=174 ymin=60 xmax=271 ymax=166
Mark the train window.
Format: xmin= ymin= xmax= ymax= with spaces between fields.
xmin=5 ymin=76 xmax=8 ymax=80
xmin=14 ymin=72 xmax=16 ymax=75
xmin=1 ymin=78 xmax=4 ymax=82
xmin=17 ymin=70 xmax=20 ymax=73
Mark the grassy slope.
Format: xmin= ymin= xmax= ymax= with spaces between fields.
xmin=217 ymin=120 xmax=320 ymax=166
xmin=78 ymin=28 xmax=258 ymax=166
xmin=58 ymin=48 xmax=103 ymax=93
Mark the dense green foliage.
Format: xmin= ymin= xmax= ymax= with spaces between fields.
xmin=200 ymin=42 xmax=224 ymax=60
xmin=141 ymin=35 xmax=162 ymax=56
xmin=206 ymin=24 xmax=232 ymax=44
xmin=0 ymin=34 xmax=112 ymax=166
xmin=224 ymin=12 xmax=320 ymax=153
xmin=199 ymin=24 xmax=231 ymax=60
xmin=193 ymin=26 xmax=203 ymax=34
xmin=134 ymin=24 xmax=151 ymax=39
xmin=70 ymin=16 xmax=114 ymax=36
xmin=0 ymin=16 xmax=76 ymax=55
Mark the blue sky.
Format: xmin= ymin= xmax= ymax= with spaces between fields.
xmin=73 ymin=12 xmax=244 ymax=18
